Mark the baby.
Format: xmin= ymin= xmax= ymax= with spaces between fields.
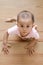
xmin=2 ymin=10 xmax=39 ymax=55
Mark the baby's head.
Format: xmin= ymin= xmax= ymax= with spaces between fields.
xmin=17 ymin=10 xmax=34 ymax=37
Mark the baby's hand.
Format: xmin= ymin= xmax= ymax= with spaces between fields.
xmin=25 ymin=38 xmax=37 ymax=55
xmin=2 ymin=44 xmax=9 ymax=54
xmin=25 ymin=44 xmax=35 ymax=56
xmin=27 ymin=46 xmax=35 ymax=55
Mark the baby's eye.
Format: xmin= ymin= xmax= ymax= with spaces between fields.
xmin=27 ymin=25 xmax=29 ymax=28
xmin=21 ymin=25 xmax=24 ymax=27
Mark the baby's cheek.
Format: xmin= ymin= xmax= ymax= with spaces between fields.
xmin=19 ymin=28 xmax=23 ymax=32
xmin=28 ymin=28 xmax=32 ymax=32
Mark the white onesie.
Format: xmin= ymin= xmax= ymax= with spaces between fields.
xmin=7 ymin=25 xmax=39 ymax=40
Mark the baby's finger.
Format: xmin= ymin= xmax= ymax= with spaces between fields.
xmin=29 ymin=49 xmax=35 ymax=55
xmin=1 ymin=48 xmax=5 ymax=52
xmin=2 ymin=48 xmax=9 ymax=54
xmin=4 ymin=50 xmax=9 ymax=54
xmin=29 ymin=50 xmax=32 ymax=55
xmin=4 ymin=48 xmax=9 ymax=54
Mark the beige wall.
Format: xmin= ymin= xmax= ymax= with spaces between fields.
xmin=0 ymin=0 xmax=43 ymax=22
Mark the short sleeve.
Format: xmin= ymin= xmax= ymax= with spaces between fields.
xmin=32 ymin=28 xmax=40 ymax=40
xmin=7 ymin=25 xmax=18 ymax=35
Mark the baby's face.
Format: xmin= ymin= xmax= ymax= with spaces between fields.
xmin=17 ymin=18 xmax=33 ymax=37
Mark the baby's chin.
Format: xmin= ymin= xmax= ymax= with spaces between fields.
xmin=21 ymin=33 xmax=26 ymax=36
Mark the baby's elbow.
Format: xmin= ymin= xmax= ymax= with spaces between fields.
xmin=3 ymin=31 xmax=9 ymax=40
xmin=5 ymin=31 xmax=9 ymax=36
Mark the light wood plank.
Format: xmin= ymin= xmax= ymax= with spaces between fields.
xmin=0 ymin=41 xmax=43 ymax=65
xmin=0 ymin=41 xmax=43 ymax=55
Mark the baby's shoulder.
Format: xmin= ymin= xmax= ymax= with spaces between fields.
xmin=7 ymin=25 xmax=19 ymax=34
xmin=9 ymin=25 xmax=18 ymax=30
xmin=32 ymin=27 xmax=38 ymax=34
xmin=32 ymin=28 xmax=39 ymax=39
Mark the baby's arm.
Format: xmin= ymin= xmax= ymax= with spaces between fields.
xmin=2 ymin=25 xmax=18 ymax=54
xmin=25 ymin=38 xmax=38 ymax=55
xmin=2 ymin=31 xmax=9 ymax=54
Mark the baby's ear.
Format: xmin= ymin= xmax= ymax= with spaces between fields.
xmin=33 ymin=24 xmax=38 ymax=30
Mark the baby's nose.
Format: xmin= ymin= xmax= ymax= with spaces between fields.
xmin=23 ymin=28 xmax=26 ymax=31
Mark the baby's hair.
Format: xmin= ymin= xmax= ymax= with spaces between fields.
xmin=17 ymin=10 xmax=34 ymax=23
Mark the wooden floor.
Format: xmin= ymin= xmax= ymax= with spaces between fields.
xmin=0 ymin=0 xmax=43 ymax=65
xmin=0 ymin=41 xmax=43 ymax=65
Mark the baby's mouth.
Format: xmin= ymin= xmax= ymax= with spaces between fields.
xmin=21 ymin=32 xmax=29 ymax=37
xmin=23 ymin=31 xmax=29 ymax=34
xmin=23 ymin=32 xmax=26 ymax=33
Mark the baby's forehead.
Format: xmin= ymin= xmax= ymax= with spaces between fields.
xmin=19 ymin=18 xmax=33 ymax=25
xmin=18 ymin=16 xmax=32 ymax=23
